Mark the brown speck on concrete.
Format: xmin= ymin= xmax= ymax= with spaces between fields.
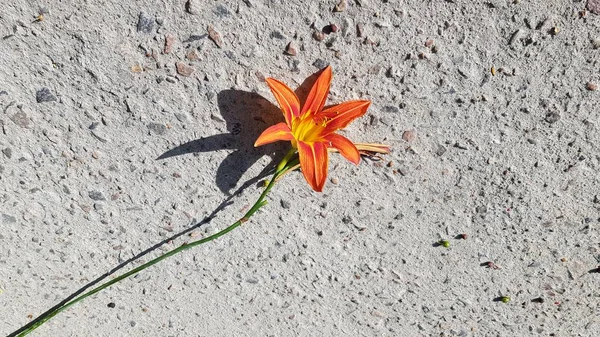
xmin=131 ymin=64 xmax=144 ymax=73
xmin=186 ymin=49 xmax=199 ymax=61
xmin=164 ymin=34 xmax=176 ymax=54
xmin=284 ymin=42 xmax=297 ymax=56
xmin=312 ymin=30 xmax=325 ymax=41
xmin=207 ymin=25 xmax=223 ymax=48
xmin=356 ymin=23 xmax=364 ymax=37
xmin=176 ymin=62 xmax=195 ymax=77
xmin=333 ymin=0 xmax=347 ymax=12
xmin=587 ymin=0 xmax=600 ymax=14
xmin=586 ymin=82 xmax=598 ymax=91
xmin=402 ymin=130 xmax=416 ymax=142
xmin=255 ymin=71 xmax=266 ymax=81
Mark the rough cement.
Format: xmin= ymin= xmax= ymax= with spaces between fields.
xmin=1 ymin=0 xmax=600 ymax=336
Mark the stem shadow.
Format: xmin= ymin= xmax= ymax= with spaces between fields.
xmin=7 ymin=88 xmax=292 ymax=336
xmin=157 ymin=89 xmax=287 ymax=194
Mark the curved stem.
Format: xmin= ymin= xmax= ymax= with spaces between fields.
xmin=12 ymin=148 xmax=298 ymax=337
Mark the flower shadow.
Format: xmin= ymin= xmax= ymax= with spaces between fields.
xmin=157 ymin=66 xmax=326 ymax=194
xmin=157 ymin=89 xmax=288 ymax=194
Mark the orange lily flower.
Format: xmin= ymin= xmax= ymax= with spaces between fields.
xmin=255 ymin=66 xmax=375 ymax=192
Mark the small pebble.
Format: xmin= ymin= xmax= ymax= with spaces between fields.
xmin=402 ymin=130 xmax=416 ymax=142
xmin=371 ymin=310 xmax=384 ymax=318
xmin=330 ymin=177 xmax=339 ymax=185
xmin=186 ymin=49 xmax=200 ymax=61
xmin=531 ymin=297 xmax=544 ymax=303
xmin=185 ymin=0 xmax=201 ymax=15
xmin=509 ymin=29 xmax=523 ymax=45
xmin=214 ymin=4 xmax=231 ymax=18
xmin=2 ymin=148 xmax=12 ymax=159
xmin=586 ymin=82 xmax=598 ymax=91
xmin=312 ymin=59 xmax=329 ymax=69
xmin=131 ymin=64 xmax=144 ymax=73
xmin=284 ymin=42 xmax=297 ymax=56
xmin=36 ymin=87 xmax=57 ymax=103
xmin=333 ymin=0 xmax=347 ymax=12
xmin=280 ymin=199 xmax=291 ymax=209
xmin=425 ymin=38 xmax=434 ymax=47
xmin=137 ymin=12 xmax=154 ymax=33
xmin=587 ymin=0 xmax=600 ymax=14
xmin=148 ymin=122 xmax=167 ymax=135
xmin=207 ymin=25 xmax=223 ymax=48
xmin=269 ymin=30 xmax=287 ymax=39
xmin=164 ymin=33 xmax=176 ymax=54
xmin=176 ymin=62 xmax=195 ymax=77
xmin=89 ymin=191 xmax=106 ymax=201
xmin=356 ymin=23 xmax=364 ymax=37
xmin=312 ymin=30 xmax=325 ymax=41
xmin=435 ymin=145 xmax=446 ymax=156
xmin=107 ymin=302 xmax=116 ymax=308
xmin=545 ymin=112 xmax=560 ymax=124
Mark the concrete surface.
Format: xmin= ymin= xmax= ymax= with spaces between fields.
xmin=1 ymin=0 xmax=600 ymax=336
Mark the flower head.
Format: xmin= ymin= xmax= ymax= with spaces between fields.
xmin=254 ymin=66 xmax=375 ymax=192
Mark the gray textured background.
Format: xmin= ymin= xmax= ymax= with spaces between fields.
xmin=1 ymin=0 xmax=600 ymax=336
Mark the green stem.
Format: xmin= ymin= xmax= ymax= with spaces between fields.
xmin=14 ymin=148 xmax=297 ymax=337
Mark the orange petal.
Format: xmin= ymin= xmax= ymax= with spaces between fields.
xmin=265 ymin=78 xmax=301 ymax=126
xmin=319 ymin=100 xmax=370 ymax=134
xmin=297 ymin=141 xmax=328 ymax=192
xmin=254 ymin=123 xmax=293 ymax=147
xmin=300 ymin=66 xmax=332 ymax=117
xmin=324 ymin=133 xmax=360 ymax=164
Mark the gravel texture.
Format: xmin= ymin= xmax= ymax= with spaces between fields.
xmin=1 ymin=1 xmax=600 ymax=336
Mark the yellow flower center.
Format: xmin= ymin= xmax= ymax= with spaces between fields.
xmin=291 ymin=111 xmax=329 ymax=144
